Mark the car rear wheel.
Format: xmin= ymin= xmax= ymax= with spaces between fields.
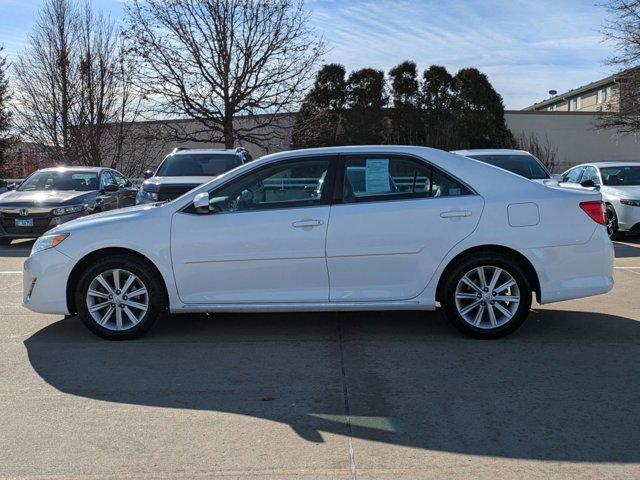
xmin=606 ymin=205 xmax=623 ymax=240
xmin=441 ymin=255 xmax=532 ymax=339
xmin=75 ymin=255 xmax=166 ymax=340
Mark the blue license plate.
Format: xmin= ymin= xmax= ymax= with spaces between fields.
xmin=15 ymin=218 xmax=34 ymax=227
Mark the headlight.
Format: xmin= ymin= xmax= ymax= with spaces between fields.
xmin=31 ymin=233 xmax=69 ymax=255
xmin=52 ymin=204 xmax=86 ymax=216
xmin=620 ymin=199 xmax=640 ymax=207
xmin=137 ymin=188 xmax=158 ymax=202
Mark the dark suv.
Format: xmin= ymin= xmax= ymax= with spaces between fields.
xmin=136 ymin=148 xmax=251 ymax=204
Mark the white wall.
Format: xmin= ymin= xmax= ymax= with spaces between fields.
xmin=505 ymin=111 xmax=640 ymax=172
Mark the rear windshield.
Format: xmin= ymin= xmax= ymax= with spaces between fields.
xmin=156 ymin=154 xmax=242 ymax=177
xmin=600 ymin=166 xmax=640 ymax=186
xmin=467 ymin=154 xmax=550 ymax=180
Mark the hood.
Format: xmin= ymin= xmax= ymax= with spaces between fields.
xmin=0 ymin=189 xmax=95 ymax=207
xmin=49 ymin=203 xmax=163 ymax=233
xmin=603 ymin=185 xmax=640 ymax=199
xmin=143 ymin=176 xmax=212 ymax=189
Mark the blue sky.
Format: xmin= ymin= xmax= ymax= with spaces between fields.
xmin=0 ymin=0 xmax=615 ymax=109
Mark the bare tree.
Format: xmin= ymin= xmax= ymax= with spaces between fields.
xmin=599 ymin=0 xmax=640 ymax=133
xmin=12 ymin=0 xmax=153 ymax=174
xmin=513 ymin=132 xmax=559 ymax=173
xmin=0 ymin=45 xmax=14 ymax=176
xmin=124 ymin=0 xmax=324 ymax=149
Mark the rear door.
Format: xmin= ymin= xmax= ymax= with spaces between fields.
xmin=326 ymin=154 xmax=484 ymax=302
xmin=111 ymin=170 xmax=138 ymax=207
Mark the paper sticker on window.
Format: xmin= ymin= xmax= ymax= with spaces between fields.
xmin=365 ymin=159 xmax=390 ymax=193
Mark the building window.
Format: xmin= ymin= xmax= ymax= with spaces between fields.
xmin=597 ymin=87 xmax=612 ymax=104
xmin=570 ymin=96 xmax=581 ymax=111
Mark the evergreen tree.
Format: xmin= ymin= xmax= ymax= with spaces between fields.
xmin=292 ymin=64 xmax=347 ymax=148
xmin=388 ymin=61 xmax=421 ymax=144
xmin=454 ymin=68 xmax=511 ymax=148
xmin=344 ymin=68 xmax=388 ymax=144
xmin=421 ymin=65 xmax=460 ymax=150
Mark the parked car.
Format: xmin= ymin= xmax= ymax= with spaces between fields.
xmin=0 ymin=179 xmax=7 ymax=194
xmin=558 ymin=162 xmax=640 ymax=239
xmin=23 ymin=146 xmax=613 ymax=340
xmin=451 ymin=149 xmax=557 ymax=185
xmin=136 ymin=147 xmax=250 ymax=204
xmin=0 ymin=167 xmax=138 ymax=245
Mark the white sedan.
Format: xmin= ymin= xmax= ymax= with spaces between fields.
xmin=22 ymin=146 xmax=614 ymax=340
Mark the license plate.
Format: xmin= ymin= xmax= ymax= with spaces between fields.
xmin=15 ymin=218 xmax=34 ymax=227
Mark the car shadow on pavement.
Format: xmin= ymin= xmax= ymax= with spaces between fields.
xmin=23 ymin=308 xmax=640 ymax=463
xmin=614 ymin=236 xmax=640 ymax=258
xmin=0 ymin=240 xmax=33 ymax=258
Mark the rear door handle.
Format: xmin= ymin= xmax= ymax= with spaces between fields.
xmin=292 ymin=219 xmax=324 ymax=228
xmin=440 ymin=210 xmax=472 ymax=218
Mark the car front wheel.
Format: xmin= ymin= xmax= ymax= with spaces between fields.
xmin=441 ymin=255 xmax=533 ymax=339
xmin=606 ymin=205 xmax=623 ymax=240
xmin=75 ymin=255 xmax=166 ymax=340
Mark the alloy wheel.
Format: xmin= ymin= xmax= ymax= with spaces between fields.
xmin=454 ymin=265 xmax=521 ymax=330
xmin=85 ymin=269 xmax=149 ymax=331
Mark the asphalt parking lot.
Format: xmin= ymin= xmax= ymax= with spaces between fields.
xmin=1 ymin=240 xmax=640 ymax=479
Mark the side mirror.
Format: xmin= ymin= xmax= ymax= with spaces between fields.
xmin=580 ymin=179 xmax=598 ymax=189
xmin=193 ymin=192 xmax=210 ymax=214
xmin=103 ymin=183 xmax=119 ymax=192
xmin=143 ymin=170 xmax=154 ymax=179
xmin=6 ymin=183 xmax=16 ymax=191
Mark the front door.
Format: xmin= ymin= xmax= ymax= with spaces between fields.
xmin=326 ymin=154 xmax=484 ymax=302
xmin=171 ymin=156 xmax=336 ymax=304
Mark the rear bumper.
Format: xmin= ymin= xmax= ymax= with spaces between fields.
xmin=22 ymin=247 xmax=74 ymax=315
xmin=523 ymin=226 xmax=614 ymax=304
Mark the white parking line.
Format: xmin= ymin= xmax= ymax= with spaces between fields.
xmin=614 ymin=266 xmax=640 ymax=269
xmin=0 ymin=271 xmax=22 ymax=274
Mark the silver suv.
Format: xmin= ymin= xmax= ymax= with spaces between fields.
xmin=136 ymin=148 xmax=251 ymax=204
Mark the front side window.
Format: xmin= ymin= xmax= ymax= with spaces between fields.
xmin=18 ymin=170 xmax=99 ymax=192
xmin=207 ymin=158 xmax=331 ymax=213
xmin=100 ymin=171 xmax=116 ymax=188
xmin=581 ymin=166 xmax=600 ymax=185
xmin=342 ymin=156 xmax=472 ymax=202
xmin=563 ymin=167 xmax=584 ymax=184
xmin=156 ymin=153 xmax=243 ymax=177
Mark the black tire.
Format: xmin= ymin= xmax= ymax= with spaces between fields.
xmin=606 ymin=205 xmax=624 ymax=241
xmin=441 ymin=254 xmax=533 ymax=339
xmin=75 ymin=254 xmax=166 ymax=340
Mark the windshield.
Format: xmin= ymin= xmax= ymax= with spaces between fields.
xmin=600 ymin=166 xmax=640 ymax=186
xmin=467 ymin=154 xmax=550 ymax=180
xmin=156 ymin=153 xmax=242 ymax=177
xmin=17 ymin=170 xmax=99 ymax=192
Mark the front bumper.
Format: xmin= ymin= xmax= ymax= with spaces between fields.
xmin=22 ymin=247 xmax=75 ymax=315
xmin=614 ymin=202 xmax=640 ymax=232
xmin=0 ymin=211 xmax=86 ymax=239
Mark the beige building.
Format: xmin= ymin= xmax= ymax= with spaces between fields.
xmin=524 ymin=73 xmax=622 ymax=113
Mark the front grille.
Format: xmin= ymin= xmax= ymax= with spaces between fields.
xmin=1 ymin=211 xmax=53 ymax=235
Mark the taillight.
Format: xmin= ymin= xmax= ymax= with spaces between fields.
xmin=580 ymin=201 xmax=607 ymax=225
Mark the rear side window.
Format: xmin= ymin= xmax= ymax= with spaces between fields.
xmin=342 ymin=156 xmax=472 ymax=202
xmin=467 ymin=154 xmax=550 ymax=180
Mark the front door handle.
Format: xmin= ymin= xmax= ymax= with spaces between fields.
xmin=292 ymin=219 xmax=324 ymax=228
xmin=440 ymin=210 xmax=472 ymax=218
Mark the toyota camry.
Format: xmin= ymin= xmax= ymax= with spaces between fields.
xmin=22 ymin=146 xmax=614 ymax=339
